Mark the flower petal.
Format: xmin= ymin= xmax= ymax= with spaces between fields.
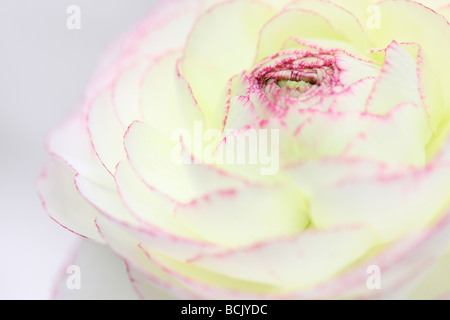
xmin=309 ymin=139 xmax=450 ymax=243
xmin=365 ymin=41 xmax=423 ymax=115
xmin=112 ymin=58 xmax=148 ymax=128
xmin=74 ymin=174 xmax=139 ymax=225
xmin=37 ymin=157 xmax=102 ymax=242
xmin=289 ymin=208 xmax=450 ymax=299
xmin=87 ymin=88 xmax=127 ymax=174
xmin=140 ymin=51 xmax=205 ymax=137
xmin=289 ymin=103 xmax=430 ymax=166
xmin=181 ymin=0 xmax=274 ymax=126
xmin=334 ymin=53 xmax=379 ymax=87
xmin=256 ymin=0 xmax=373 ymax=63
xmin=330 ymin=77 xmax=377 ymax=113
xmin=124 ymin=121 xmax=246 ymax=203
xmin=91 ymin=193 xmax=222 ymax=262
xmin=345 ymin=103 xmax=431 ymax=167
xmin=285 ymin=0 xmax=371 ymax=47
xmin=126 ymin=264 xmax=180 ymax=300
xmin=128 ymin=1 xmax=198 ymax=61
xmin=174 ymin=186 xmax=309 ymax=247
xmin=368 ymin=0 xmax=450 ymax=121
xmin=255 ymin=9 xmax=345 ymax=63
xmin=46 ymin=113 xmax=113 ymax=187
xmin=95 ymin=216 xmax=199 ymax=299
xmin=114 ymin=160 xmax=201 ymax=239
xmin=185 ymin=225 xmax=376 ymax=288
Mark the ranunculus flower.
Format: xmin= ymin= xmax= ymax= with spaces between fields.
xmin=38 ymin=0 xmax=450 ymax=299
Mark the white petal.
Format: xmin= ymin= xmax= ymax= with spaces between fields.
xmin=174 ymin=185 xmax=309 ymax=247
xmin=114 ymin=160 xmax=200 ymax=239
xmin=186 ymin=225 xmax=376 ymax=288
xmin=124 ymin=121 xmax=245 ymax=203
xmin=87 ymin=88 xmax=127 ymax=174
xmin=310 ymin=139 xmax=450 ymax=243
xmin=365 ymin=41 xmax=423 ymax=115
xmin=182 ymin=1 xmax=274 ymax=127
xmin=47 ymin=113 xmax=113 ymax=187
xmin=37 ymin=157 xmax=103 ymax=242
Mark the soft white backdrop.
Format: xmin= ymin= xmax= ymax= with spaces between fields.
xmin=0 ymin=0 xmax=158 ymax=299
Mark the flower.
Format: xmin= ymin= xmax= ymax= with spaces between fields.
xmin=38 ymin=0 xmax=450 ymax=299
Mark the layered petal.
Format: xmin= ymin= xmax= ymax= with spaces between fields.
xmin=87 ymin=88 xmax=127 ymax=174
xmin=174 ymin=185 xmax=309 ymax=247
xmin=46 ymin=113 xmax=113 ymax=187
xmin=308 ymin=139 xmax=450 ymax=243
xmin=186 ymin=225 xmax=376 ymax=288
xmin=124 ymin=121 xmax=247 ymax=203
xmin=367 ymin=0 xmax=450 ymax=123
xmin=365 ymin=41 xmax=424 ymax=115
xmin=37 ymin=157 xmax=103 ymax=242
xmin=40 ymin=0 xmax=450 ymax=301
xmin=181 ymin=0 xmax=274 ymax=126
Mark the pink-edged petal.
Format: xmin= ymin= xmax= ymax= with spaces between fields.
xmin=78 ymin=0 xmax=199 ymax=106
xmin=255 ymin=9 xmax=344 ymax=63
xmin=288 ymin=102 xmax=431 ymax=167
xmin=46 ymin=112 xmax=113 ymax=187
xmin=345 ymin=103 xmax=431 ymax=167
xmin=399 ymin=42 xmax=445 ymax=131
xmin=112 ymin=58 xmax=149 ymax=128
xmin=284 ymin=37 xmax=370 ymax=60
xmin=284 ymin=0 xmax=371 ymax=47
xmin=141 ymin=209 xmax=450 ymax=299
xmin=97 ymin=214 xmax=276 ymax=299
xmin=95 ymin=216 xmax=199 ymax=299
xmin=213 ymin=123 xmax=285 ymax=182
xmin=365 ymin=41 xmax=423 ymax=115
xmin=174 ymin=185 xmax=309 ymax=247
xmin=440 ymin=5 xmax=450 ymax=22
xmin=334 ymin=53 xmax=380 ymax=87
xmin=128 ymin=1 xmax=199 ymax=61
xmin=285 ymin=157 xmax=393 ymax=197
xmin=138 ymin=244 xmax=282 ymax=299
xmin=288 ymin=208 xmax=450 ymax=299
xmin=124 ymin=121 xmax=246 ymax=203
xmin=140 ymin=51 xmax=205 ymax=137
xmin=97 ymin=199 xmax=450 ymax=299
xmin=74 ymin=174 xmax=139 ymax=225
xmin=329 ymin=77 xmax=377 ymax=113
xmin=53 ymin=239 xmax=138 ymax=300
xmin=368 ymin=1 xmax=450 ymax=120
xmin=114 ymin=160 xmax=201 ymax=239
xmin=181 ymin=0 xmax=274 ymax=126
xmin=126 ymin=264 xmax=180 ymax=300
xmin=255 ymin=0 xmax=374 ymax=64
xmin=223 ymin=94 xmax=262 ymax=133
xmin=87 ymin=88 xmax=127 ymax=174
xmin=174 ymin=225 xmax=376 ymax=289
xmin=37 ymin=157 xmax=103 ymax=242
xmin=91 ymin=193 xmax=223 ymax=262
xmin=309 ymin=138 xmax=450 ymax=243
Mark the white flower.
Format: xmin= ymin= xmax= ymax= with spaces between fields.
xmin=38 ymin=0 xmax=450 ymax=299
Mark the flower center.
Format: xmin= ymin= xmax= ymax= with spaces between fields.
xmin=250 ymin=51 xmax=339 ymax=103
xmin=275 ymin=79 xmax=315 ymax=95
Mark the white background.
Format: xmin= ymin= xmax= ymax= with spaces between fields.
xmin=0 ymin=0 xmax=157 ymax=299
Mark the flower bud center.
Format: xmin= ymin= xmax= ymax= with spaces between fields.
xmin=250 ymin=52 xmax=338 ymax=103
